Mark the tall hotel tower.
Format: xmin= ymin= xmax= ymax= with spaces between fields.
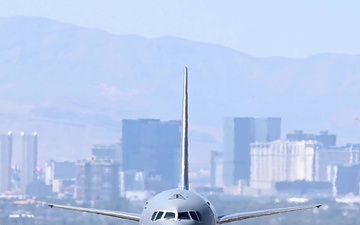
xmin=223 ymin=117 xmax=281 ymax=186
xmin=21 ymin=132 xmax=38 ymax=194
xmin=122 ymin=119 xmax=181 ymax=191
xmin=0 ymin=132 xmax=12 ymax=193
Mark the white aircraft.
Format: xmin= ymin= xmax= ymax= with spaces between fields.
xmin=49 ymin=67 xmax=321 ymax=224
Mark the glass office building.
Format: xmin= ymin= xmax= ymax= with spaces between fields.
xmin=223 ymin=117 xmax=281 ymax=186
xmin=122 ymin=119 xmax=181 ymax=191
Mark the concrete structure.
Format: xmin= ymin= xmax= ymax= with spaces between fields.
xmin=122 ymin=119 xmax=181 ymax=191
xmin=250 ymin=141 xmax=360 ymax=196
xmin=223 ymin=117 xmax=281 ymax=186
xmin=250 ymin=140 xmax=319 ymax=194
xmin=20 ymin=132 xmax=38 ymax=194
xmin=75 ymin=159 xmax=120 ymax=202
xmin=0 ymin=132 xmax=12 ymax=193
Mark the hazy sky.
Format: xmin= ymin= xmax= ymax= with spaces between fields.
xmin=0 ymin=1 xmax=359 ymax=58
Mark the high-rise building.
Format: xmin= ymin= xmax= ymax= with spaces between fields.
xmin=75 ymin=159 xmax=120 ymax=202
xmin=21 ymin=132 xmax=38 ymax=194
xmin=250 ymin=140 xmax=319 ymax=194
xmin=122 ymin=119 xmax=181 ymax=191
xmin=0 ymin=132 xmax=12 ymax=193
xmin=223 ymin=117 xmax=281 ymax=186
xmin=250 ymin=141 xmax=360 ymax=195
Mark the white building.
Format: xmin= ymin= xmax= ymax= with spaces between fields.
xmin=250 ymin=140 xmax=360 ymax=196
xmin=250 ymin=140 xmax=319 ymax=194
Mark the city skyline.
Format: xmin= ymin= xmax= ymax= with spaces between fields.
xmin=0 ymin=116 xmax=358 ymax=197
xmin=0 ymin=118 xmax=355 ymax=169
xmin=0 ymin=121 xmax=350 ymax=168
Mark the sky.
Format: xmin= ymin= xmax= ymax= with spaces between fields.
xmin=0 ymin=1 xmax=359 ymax=58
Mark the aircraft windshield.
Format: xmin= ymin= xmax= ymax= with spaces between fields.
xmin=155 ymin=211 xmax=164 ymax=220
xmin=151 ymin=211 xmax=202 ymax=221
xmin=164 ymin=212 xmax=176 ymax=219
xmin=151 ymin=212 xmax=157 ymax=221
xmin=189 ymin=211 xmax=200 ymax=221
xmin=178 ymin=212 xmax=190 ymax=220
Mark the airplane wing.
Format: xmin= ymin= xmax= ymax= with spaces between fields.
xmin=48 ymin=204 xmax=141 ymax=222
xmin=217 ymin=204 xmax=321 ymax=224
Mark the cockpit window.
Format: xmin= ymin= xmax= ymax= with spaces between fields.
xmin=196 ymin=212 xmax=202 ymax=221
xmin=189 ymin=211 xmax=199 ymax=221
xmin=151 ymin=212 xmax=158 ymax=221
xmin=178 ymin=212 xmax=190 ymax=220
xmin=164 ymin=212 xmax=176 ymax=219
xmin=151 ymin=211 xmax=202 ymax=222
xmin=155 ymin=211 xmax=164 ymax=220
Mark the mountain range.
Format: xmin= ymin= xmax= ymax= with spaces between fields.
xmin=1 ymin=16 xmax=360 ymax=170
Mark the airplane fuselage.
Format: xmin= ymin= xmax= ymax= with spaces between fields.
xmin=140 ymin=189 xmax=217 ymax=225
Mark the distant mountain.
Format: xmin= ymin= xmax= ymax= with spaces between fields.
xmin=1 ymin=16 xmax=360 ymax=170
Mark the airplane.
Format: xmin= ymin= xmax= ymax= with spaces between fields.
xmin=48 ymin=67 xmax=321 ymax=224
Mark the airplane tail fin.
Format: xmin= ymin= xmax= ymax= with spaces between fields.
xmin=180 ymin=67 xmax=189 ymax=190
